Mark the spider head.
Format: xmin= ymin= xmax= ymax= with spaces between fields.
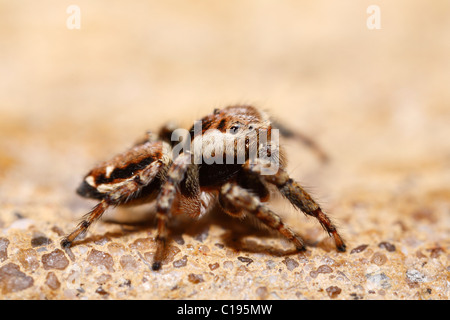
xmin=189 ymin=105 xmax=277 ymax=165
xmin=189 ymin=105 xmax=271 ymax=137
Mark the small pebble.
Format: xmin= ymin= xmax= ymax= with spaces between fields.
xmin=321 ymin=256 xmax=336 ymax=266
xmin=268 ymin=275 xmax=278 ymax=284
xmin=107 ymin=243 xmax=125 ymax=256
xmin=235 ymin=265 xmax=248 ymax=276
xmin=17 ymin=248 xmax=40 ymax=271
xmin=255 ymin=286 xmax=268 ymax=299
xmin=317 ymin=265 xmax=333 ymax=274
xmin=173 ymin=255 xmax=188 ymax=268
xmin=129 ymin=237 xmax=155 ymax=251
xmin=265 ymin=260 xmax=276 ymax=270
xmin=378 ymin=241 xmax=396 ymax=252
xmin=14 ymin=212 xmax=25 ymax=219
xmin=163 ymin=245 xmax=181 ymax=264
xmin=93 ymin=235 xmax=110 ymax=246
xmin=412 ymin=207 xmax=435 ymax=222
xmin=310 ymin=265 xmax=333 ymax=278
xmin=51 ymin=226 xmax=65 ymax=236
xmin=66 ymin=268 xmax=81 ymax=288
xmin=415 ymin=250 xmax=427 ymax=259
xmin=223 ymin=261 xmax=234 ymax=270
xmin=142 ymin=252 xmax=154 ymax=267
xmin=225 ymin=249 xmax=237 ymax=258
xmin=119 ymin=279 xmax=132 ymax=288
xmin=326 ymin=286 xmax=342 ymax=298
xmin=188 ymin=273 xmax=204 ymax=284
xmin=96 ymin=273 xmax=112 ymax=285
xmin=427 ymin=247 xmax=444 ymax=258
xmin=96 ymin=286 xmax=109 ymax=296
xmin=63 ymin=289 xmax=78 ymax=299
xmin=363 ymin=248 xmax=373 ymax=258
xmin=198 ymin=245 xmax=210 ymax=254
xmin=8 ymin=218 xmax=34 ymax=230
xmin=366 ymin=272 xmax=391 ymax=289
xmin=406 ymin=269 xmax=428 ymax=283
xmin=283 ymin=257 xmax=299 ymax=271
xmin=0 ymin=238 xmax=10 ymax=262
xmin=371 ymin=252 xmax=387 ymax=266
xmin=295 ymin=291 xmax=304 ymax=299
xmin=31 ymin=235 xmax=52 ymax=247
xmin=45 ymin=272 xmax=61 ymax=290
xmin=87 ymin=249 xmax=114 ymax=272
xmin=120 ymin=254 xmax=139 ymax=271
xmin=63 ymin=246 xmax=76 ymax=262
xmin=350 ymin=244 xmax=368 ymax=254
xmin=350 ymin=293 xmax=363 ymax=300
xmin=0 ymin=263 xmax=34 ymax=293
xmin=237 ymin=256 xmax=253 ymax=266
xmin=41 ymin=249 xmax=69 ymax=270
xmin=209 ymin=263 xmax=219 ymax=271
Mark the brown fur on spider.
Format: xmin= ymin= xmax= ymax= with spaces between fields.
xmin=61 ymin=105 xmax=346 ymax=270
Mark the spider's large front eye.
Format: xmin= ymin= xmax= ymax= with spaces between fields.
xmin=230 ymin=124 xmax=241 ymax=134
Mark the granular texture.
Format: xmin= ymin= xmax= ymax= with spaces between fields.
xmin=41 ymin=249 xmax=69 ymax=271
xmin=0 ymin=263 xmax=34 ymax=294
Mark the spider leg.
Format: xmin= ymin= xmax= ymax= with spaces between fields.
xmin=219 ymin=182 xmax=306 ymax=251
xmin=133 ymin=122 xmax=179 ymax=147
xmin=152 ymin=152 xmax=192 ymax=271
xmin=244 ymin=160 xmax=346 ymax=252
xmin=61 ymin=159 xmax=164 ymax=248
xmin=271 ymin=118 xmax=329 ymax=162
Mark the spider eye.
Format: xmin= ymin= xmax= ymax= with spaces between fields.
xmin=230 ymin=124 xmax=240 ymax=134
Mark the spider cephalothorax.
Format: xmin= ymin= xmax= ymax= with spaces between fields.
xmin=61 ymin=105 xmax=346 ymax=270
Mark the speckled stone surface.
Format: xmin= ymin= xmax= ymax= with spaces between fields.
xmin=0 ymin=1 xmax=449 ymax=300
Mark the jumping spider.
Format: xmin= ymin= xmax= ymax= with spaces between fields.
xmin=61 ymin=105 xmax=346 ymax=270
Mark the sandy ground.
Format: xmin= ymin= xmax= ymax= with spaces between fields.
xmin=0 ymin=1 xmax=449 ymax=300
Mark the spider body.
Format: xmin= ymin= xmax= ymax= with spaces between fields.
xmin=61 ymin=105 xmax=346 ymax=270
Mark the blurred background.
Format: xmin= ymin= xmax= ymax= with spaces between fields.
xmin=0 ymin=0 xmax=449 ymax=216
xmin=0 ymin=0 xmax=449 ymax=300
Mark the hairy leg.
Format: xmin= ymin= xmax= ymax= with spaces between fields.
xmin=244 ymin=160 xmax=346 ymax=252
xmin=219 ymin=182 xmax=306 ymax=251
xmin=152 ymin=152 xmax=193 ymax=270
xmin=271 ymin=118 xmax=329 ymax=162
xmin=61 ymin=160 xmax=164 ymax=248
